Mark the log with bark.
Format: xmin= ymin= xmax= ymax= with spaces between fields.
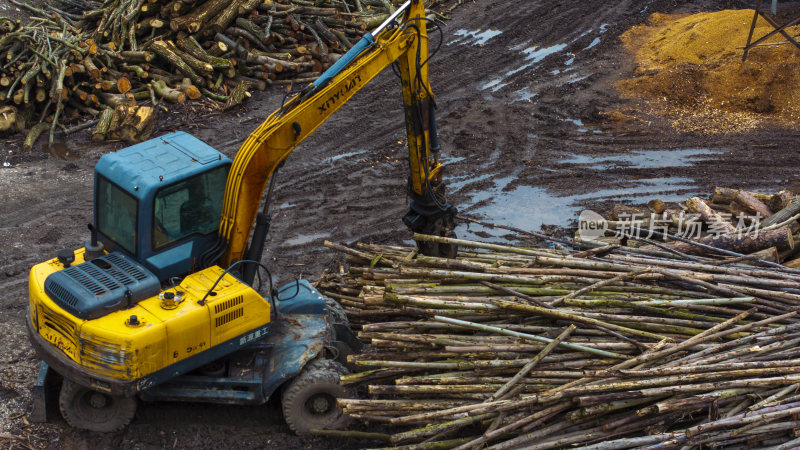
xmin=644 ymin=226 xmax=794 ymax=256
xmin=585 ymin=186 xmax=800 ymax=265
xmin=1 ymin=0 xmax=467 ymax=146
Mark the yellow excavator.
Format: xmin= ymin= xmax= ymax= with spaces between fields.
xmin=26 ymin=0 xmax=457 ymax=434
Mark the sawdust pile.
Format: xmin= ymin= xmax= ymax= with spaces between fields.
xmin=617 ymin=9 xmax=800 ymax=133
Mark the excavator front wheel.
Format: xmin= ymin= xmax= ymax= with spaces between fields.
xmin=281 ymin=359 xmax=349 ymax=435
xmin=59 ymin=378 xmax=137 ymax=432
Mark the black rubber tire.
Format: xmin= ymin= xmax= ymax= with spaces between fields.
xmin=281 ymin=360 xmax=349 ymax=435
xmin=305 ymin=358 xmax=349 ymax=376
xmin=323 ymin=295 xmax=349 ymax=328
xmin=59 ymin=378 xmax=137 ymax=433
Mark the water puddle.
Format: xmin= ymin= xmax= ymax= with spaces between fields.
xmin=283 ymin=232 xmax=330 ymax=246
xmin=479 ymin=79 xmax=508 ymax=92
xmin=560 ymin=148 xmax=720 ymax=170
xmin=566 ymin=74 xmax=589 ymax=84
xmin=457 ymin=149 xmax=722 ymax=237
xmin=328 ymin=149 xmax=367 ymax=163
xmin=509 ymin=43 xmax=569 ymax=76
xmin=480 ymin=43 xmax=568 ymax=92
xmin=440 ymin=155 xmax=467 ymax=165
xmin=494 ymin=23 xmax=610 ymax=99
xmin=458 ymin=177 xmax=698 ymax=241
xmin=560 ymin=118 xmax=588 ymax=133
xmin=450 ymin=29 xmax=503 ymax=46
xmin=584 ymin=37 xmax=601 ymax=50
xmin=47 ymin=143 xmax=78 ymax=160
xmin=512 ymin=89 xmax=537 ymax=102
xmin=449 ymin=173 xmax=493 ymax=192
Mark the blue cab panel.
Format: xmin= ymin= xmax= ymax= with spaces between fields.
xmin=93 ymin=132 xmax=232 ymax=281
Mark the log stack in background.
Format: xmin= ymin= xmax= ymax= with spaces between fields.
xmin=578 ymin=187 xmax=800 ymax=266
xmin=315 ymin=232 xmax=800 ymax=448
xmin=0 ymin=0 xmax=459 ymax=147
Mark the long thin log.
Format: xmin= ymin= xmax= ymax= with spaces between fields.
xmin=551 ymin=268 xmax=651 ymax=306
xmin=490 ymin=299 xmax=668 ymax=341
xmin=487 ymin=325 xmax=575 ymax=402
xmin=433 ymin=316 xmax=627 ymax=359
xmin=165 ymin=41 xmax=213 ymax=76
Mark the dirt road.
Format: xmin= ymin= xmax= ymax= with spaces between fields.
xmin=2 ymin=0 xmax=800 ymax=447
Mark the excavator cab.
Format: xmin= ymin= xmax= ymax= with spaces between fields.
xmin=94 ymin=131 xmax=230 ymax=282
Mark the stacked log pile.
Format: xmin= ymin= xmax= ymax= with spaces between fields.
xmin=578 ymin=187 xmax=800 ymax=266
xmin=0 ymin=0 xmax=457 ymax=146
xmin=316 ymin=233 xmax=800 ymax=448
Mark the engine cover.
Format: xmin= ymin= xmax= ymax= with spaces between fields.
xmin=43 ymin=252 xmax=160 ymax=320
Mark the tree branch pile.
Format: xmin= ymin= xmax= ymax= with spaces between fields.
xmin=0 ymin=0 xmax=459 ymax=147
xmin=315 ymin=234 xmax=800 ymax=448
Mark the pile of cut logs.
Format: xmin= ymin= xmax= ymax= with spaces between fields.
xmin=577 ymin=187 xmax=800 ymax=266
xmin=0 ymin=0 xmax=457 ymax=147
xmin=315 ymin=232 xmax=800 ymax=448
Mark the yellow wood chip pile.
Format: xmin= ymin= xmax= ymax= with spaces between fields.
xmin=617 ymin=10 xmax=800 ymax=133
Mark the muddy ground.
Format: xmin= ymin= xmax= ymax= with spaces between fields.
xmin=2 ymin=0 xmax=800 ymax=448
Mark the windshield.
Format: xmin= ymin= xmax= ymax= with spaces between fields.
xmin=96 ymin=176 xmax=138 ymax=255
xmin=153 ymin=166 xmax=227 ymax=250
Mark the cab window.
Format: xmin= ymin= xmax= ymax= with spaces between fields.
xmin=97 ymin=176 xmax=138 ymax=255
xmin=153 ymin=166 xmax=227 ymax=250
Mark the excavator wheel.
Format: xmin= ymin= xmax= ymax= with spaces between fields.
xmin=58 ymin=378 xmax=137 ymax=432
xmin=281 ymin=359 xmax=349 ymax=435
xmin=323 ymin=295 xmax=349 ymax=328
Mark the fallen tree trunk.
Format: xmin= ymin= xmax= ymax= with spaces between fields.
xmin=643 ymin=227 xmax=794 ymax=256
xmin=734 ymin=190 xmax=772 ymax=218
xmin=762 ymin=198 xmax=800 ymax=229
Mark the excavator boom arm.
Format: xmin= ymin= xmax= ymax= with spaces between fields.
xmin=208 ymin=0 xmax=455 ymax=272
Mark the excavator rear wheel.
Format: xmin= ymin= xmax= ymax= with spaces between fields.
xmin=281 ymin=360 xmax=349 ymax=435
xmin=323 ymin=295 xmax=349 ymax=328
xmin=59 ymin=378 xmax=137 ymax=432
